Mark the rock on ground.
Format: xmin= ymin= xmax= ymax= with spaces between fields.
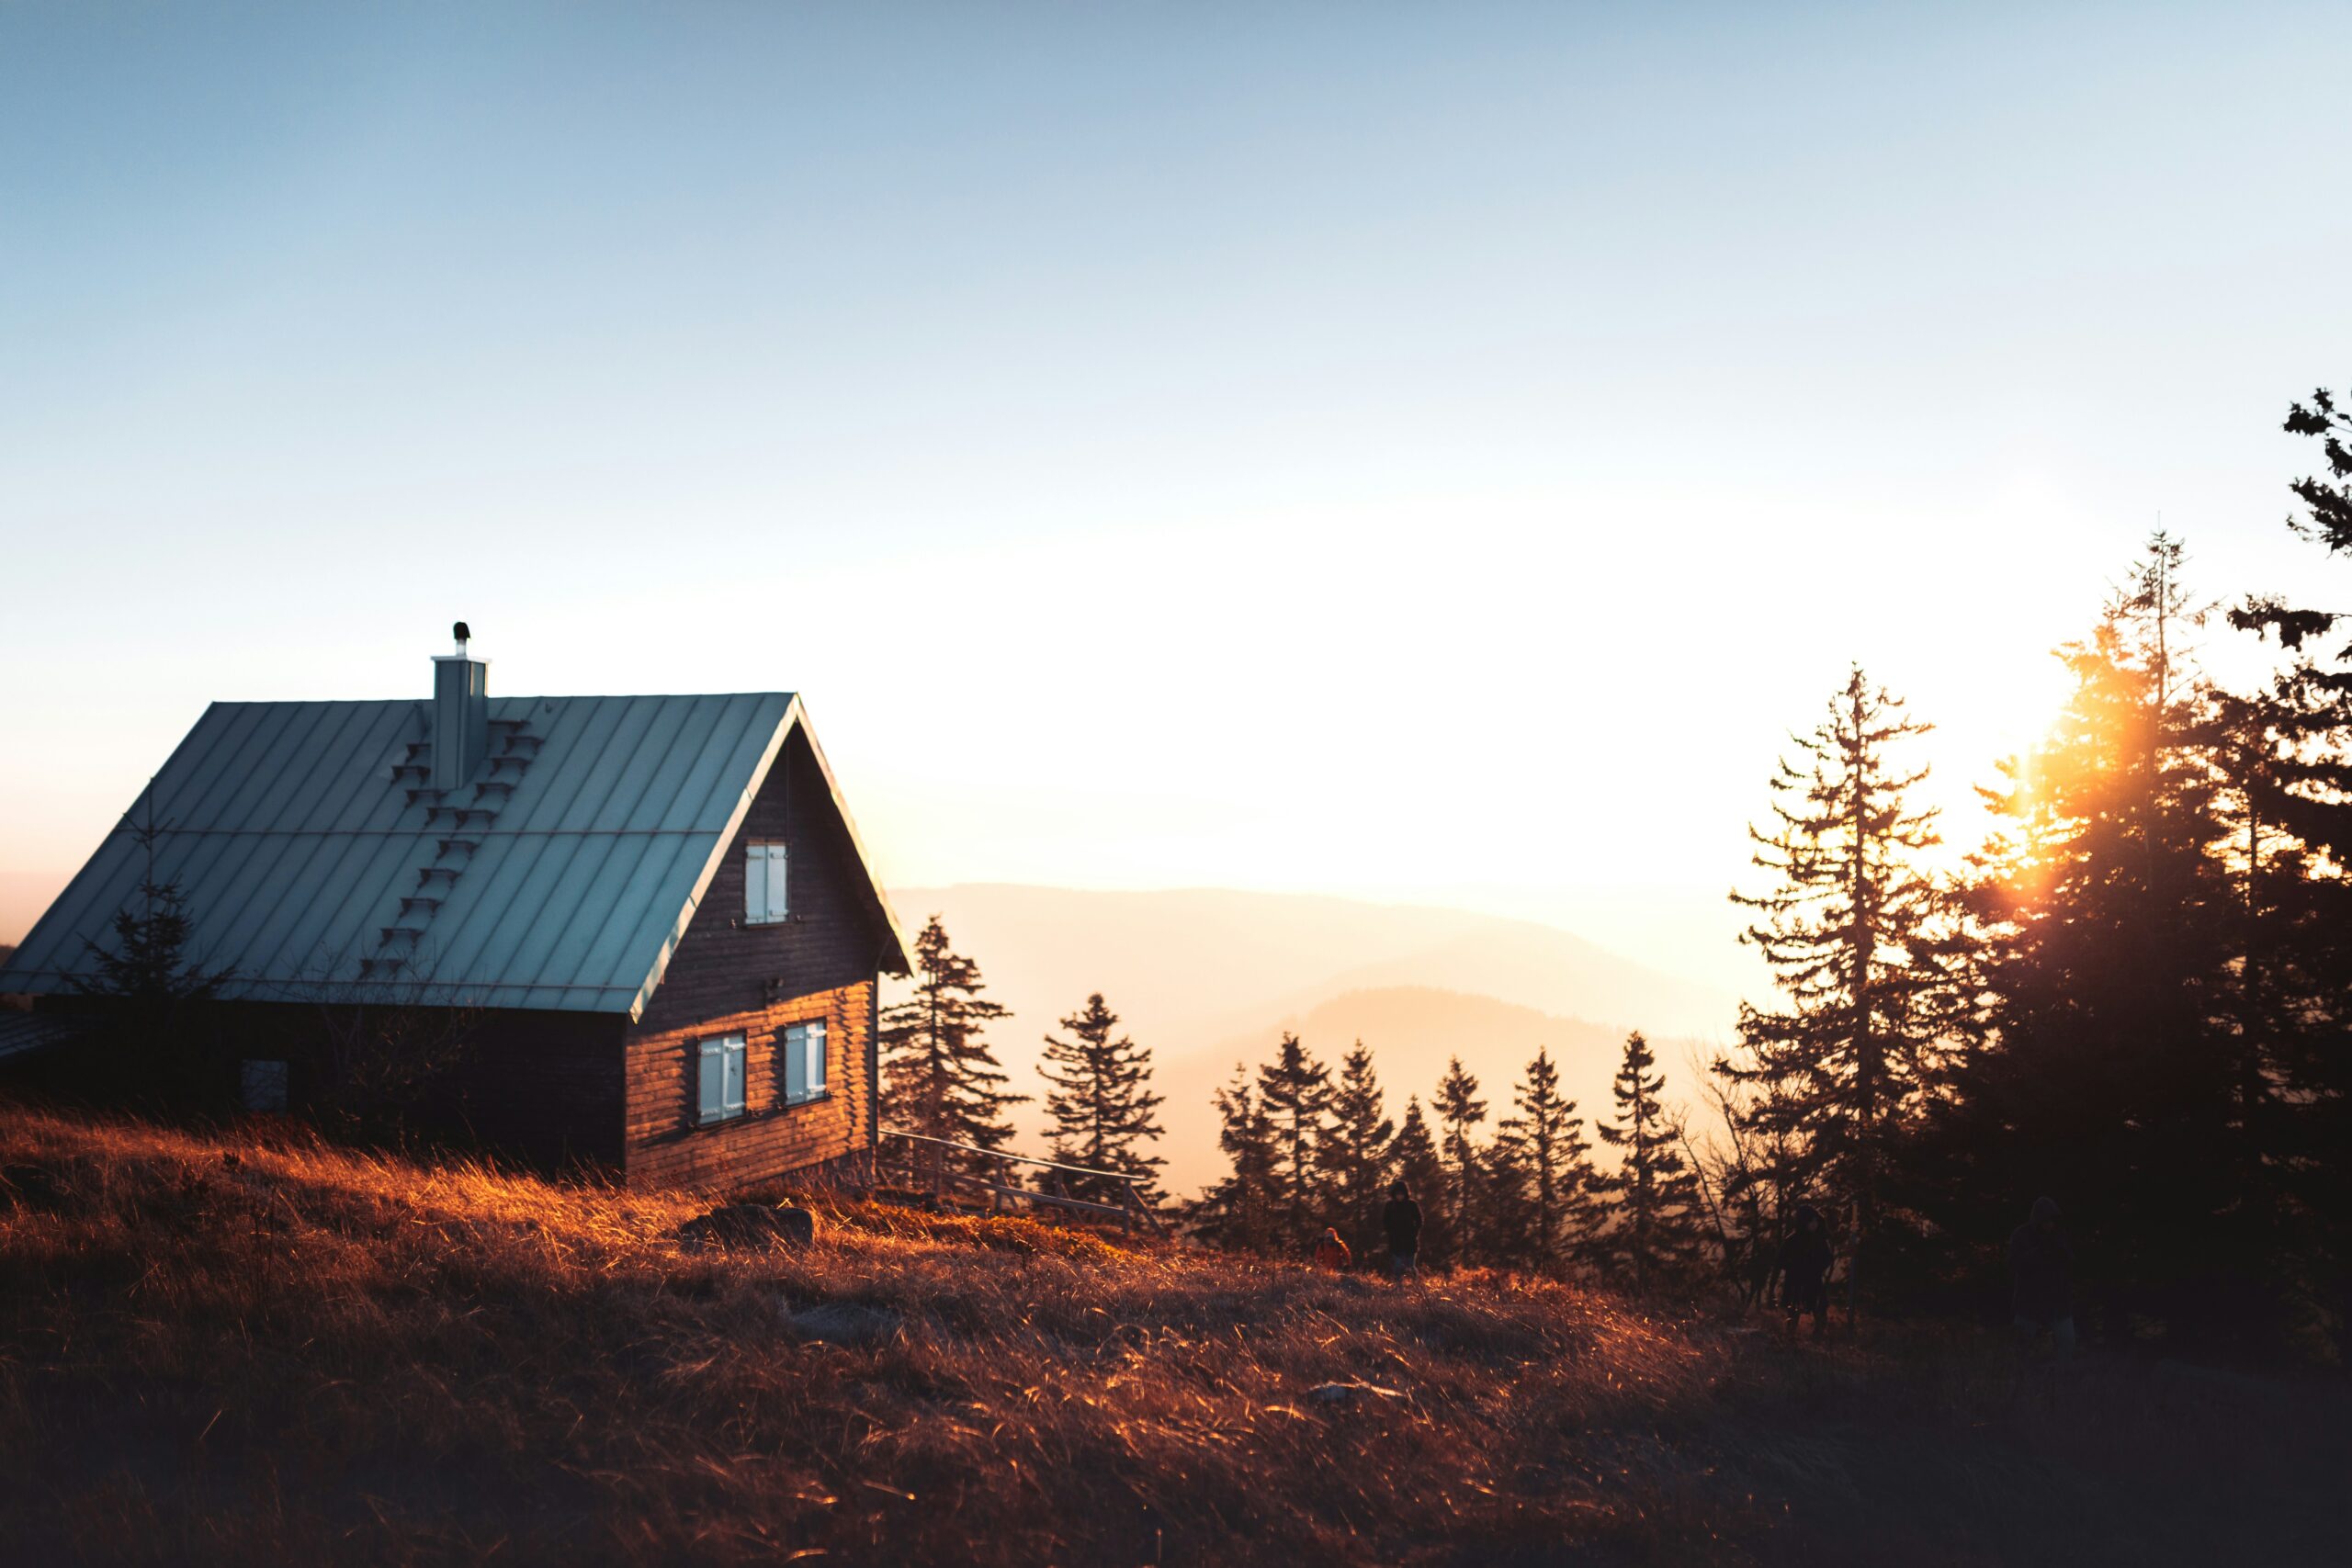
xmin=675 ymin=1202 xmax=818 ymax=1253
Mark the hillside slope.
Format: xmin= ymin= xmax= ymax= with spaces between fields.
xmin=2 ymin=1100 xmax=2344 ymax=1566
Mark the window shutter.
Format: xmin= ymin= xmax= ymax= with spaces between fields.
xmin=723 ymin=1036 xmax=746 ymax=1115
xmin=783 ymin=1024 xmax=806 ymax=1105
xmin=808 ymin=1020 xmax=827 ymax=1094
xmin=765 ymin=842 xmax=788 ymax=921
xmin=744 ymin=842 xmax=768 ymax=923
xmin=697 ymin=1039 xmax=725 ymax=1123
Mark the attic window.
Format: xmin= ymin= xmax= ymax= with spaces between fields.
xmin=744 ymin=841 xmax=787 ymax=925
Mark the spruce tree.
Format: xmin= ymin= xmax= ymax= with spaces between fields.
xmin=1592 ymin=1032 xmax=1706 ymax=1293
xmin=1489 ymin=1047 xmax=1596 ymax=1275
xmin=1724 ymin=666 xmax=1957 ymax=1327
xmin=72 ymin=798 xmax=233 ymax=1100
xmin=1036 ymin=992 xmax=1165 ymax=1205
xmin=879 ymin=916 xmax=1025 ymax=1177
xmin=1935 ymin=536 xmax=2297 ymax=1348
xmin=1323 ymin=1041 xmax=1396 ymax=1258
xmin=1433 ymin=1055 xmax=1489 ymax=1261
xmin=1256 ymin=1032 xmax=1335 ymax=1247
xmin=1193 ymin=1063 xmax=1280 ymax=1251
xmin=1391 ymin=1095 xmax=1453 ymax=1265
xmin=2224 ymin=387 xmax=2352 ymax=1354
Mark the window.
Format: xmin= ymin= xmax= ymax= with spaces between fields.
xmin=743 ymin=840 xmax=788 ymax=925
xmin=783 ymin=1019 xmax=828 ymax=1105
xmin=696 ymin=1033 xmax=747 ymax=1124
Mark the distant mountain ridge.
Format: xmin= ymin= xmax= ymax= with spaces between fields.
xmin=885 ymin=886 xmax=1739 ymax=1196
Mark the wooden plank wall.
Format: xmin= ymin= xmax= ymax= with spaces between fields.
xmin=621 ymin=727 xmax=887 ymax=1190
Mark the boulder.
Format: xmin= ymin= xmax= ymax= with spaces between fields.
xmin=675 ymin=1202 xmax=818 ymax=1253
xmin=784 ymin=1300 xmax=902 ymax=1346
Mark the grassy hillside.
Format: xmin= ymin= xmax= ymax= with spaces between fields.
xmin=1 ymin=1100 xmax=2345 ymax=1566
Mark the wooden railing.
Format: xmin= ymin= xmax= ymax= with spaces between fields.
xmin=878 ymin=1128 xmax=1168 ymax=1236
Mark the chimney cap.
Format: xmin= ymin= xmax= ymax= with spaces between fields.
xmin=453 ymin=621 xmax=471 ymax=655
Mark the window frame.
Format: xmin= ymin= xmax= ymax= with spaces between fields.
xmin=742 ymin=840 xmax=789 ymax=926
xmin=782 ymin=1018 xmax=830 ymax=1106
xmin=695 ymin=1032 xmax=748 ymax=1125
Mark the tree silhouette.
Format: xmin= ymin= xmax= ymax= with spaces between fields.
xmin=1323 ymin=1041 xmax=1396 ymax=1258
xmin=1489 ymin=1046 xmax=1596 ymax=1274
xmin=1193 ymin=1063 xmax=1280 ymax=1251
xmin=879 ymin=916 xmax=1024 ymax=1174
xmin=1256 ymin=1032 xmax=1335 ymax=1247
xmin=1433 ymin=1055 xmax=1488 ymax=1258
xmin=1724 ymin=666 xmax=1958 ymax=1326
xmin=1391 ymin=1096 xmax=1452 ymax=1265
xmin=1037 ymin=991 xmax=1164 ymax=1204
xmin=1929 ymin=536 xmax=2309 ymax=1348
xmin=1592 ymin=1032 xmax=1705 ymax=1293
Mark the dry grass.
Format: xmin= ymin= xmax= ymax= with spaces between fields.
xmin=0 ymin=1099 xmax=2344 ymax=1567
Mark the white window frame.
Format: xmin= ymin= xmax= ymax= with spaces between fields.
xmin=696 ymin=1033 xmax=747 ymax=1125
xmin=783 ymin=1019 xmax=829 ymax=1106
xmin=743 ymin=840 xmax=788 ymax=926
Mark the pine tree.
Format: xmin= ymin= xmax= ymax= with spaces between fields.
xmin=1036 ymin=992 xmax=1165 ymax=1205
xmin=1433 ymin=1055 xmax=1488 ymax=1261
xmin=1592 ymin=1032 xmax=1707 ymax=1293
xmin=1934 ymin=536 xmax=2301 ymax=1348
xmin=73 ymin=795 xmax=231 ymax=1014
xmin=1724 ymin=666 xmax=1958 ymax=1327
xmin=1192 ymin=1063 xmax=1280 ymax=1252
xmin=2224 ymin=388 xmax=2352 ymax=1355
xmin=1256 ymin=1032 xmax=1335 ymax=1247
xmin=1489 ymin=1047 xmax=1596 ymax=1275
xmin=1391 ymin=1095 xmax=1453 ymax=1265
xmin=1323 ymin=1041 xmax=1396 ymax=1258
xmin=879 ymin=916 xmax=1025 ymax=1177
xmin=71 ymin=795 xmax=233 ymax=1099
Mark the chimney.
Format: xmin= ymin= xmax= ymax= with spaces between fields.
xmin=431 ymin=620 xmax=490 ymax=792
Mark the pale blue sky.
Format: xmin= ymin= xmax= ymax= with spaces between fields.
xmin=5 ymin=3 xmax=2347 ymax=987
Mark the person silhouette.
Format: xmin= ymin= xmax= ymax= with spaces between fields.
xmin=1383 ymin=1180 xmax=1423 ymax=1283
xmin=1776 ymin=1204 xmax=1833 ymax=1336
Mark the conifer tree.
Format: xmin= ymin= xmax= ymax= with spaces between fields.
xmin=1931 ymin=536 xmax=2296 ymax=1347
xmin=1036 ymin=992 xmax=1164 ymax=1204
xmin=1592 ymin=1032 xmax=1706 ymax=1293
xmin=1490 ymin=1046 xmax=1596 ymax=1275
xmin=1433 ymin=1055 xmax=1488 ymax=1259
xmin=1724 ymin=666 xmax=1957 ymax=1326
xmin=1256 ymin=1032 xmax=1335 ymax=1246
xmin=879 ymin=916 xmax=1024 ymax=1176
xmin=1323 ymin=1041 xmax=1396 ymax=1256
xmin=1193 ymin=1063 xmax=1280 ymax=1251
xmin=1391 ymin=1095 xmax=1453 ymax=1265
xmin=2224 ymin=388 xmax=2352 ymax=1352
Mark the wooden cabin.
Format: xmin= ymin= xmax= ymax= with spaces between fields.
xmin=0 ymin=628 xmax=910 ymax=1190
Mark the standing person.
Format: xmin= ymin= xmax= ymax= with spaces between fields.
xmin=2009 ymin=1196 xmax=2075 ymax=1359
xmin=1313 ymin=1226 xmax=1352 ymax=1271
xmin=1382 ymin=1180 xmax=1423 ymax=1282
xmin=1775 ymin=1204 xmax=1834 ymax=1337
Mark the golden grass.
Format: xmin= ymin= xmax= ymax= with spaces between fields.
xmin=0 ymin=1099 xmax=2343 ymax=1566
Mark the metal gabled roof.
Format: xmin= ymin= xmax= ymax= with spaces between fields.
xmin=0 ymin=692 xmax=910 ymax=1018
